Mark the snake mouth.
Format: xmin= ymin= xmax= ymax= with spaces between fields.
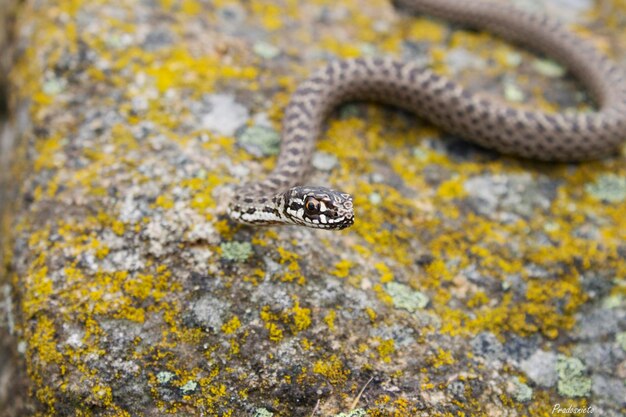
xmin=307 ymin=210 xmax=354 ymax=229
xmin=333 ymin=214 xmax=355 ymax=230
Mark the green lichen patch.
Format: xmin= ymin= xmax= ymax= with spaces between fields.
xmin=253 ymin=42 xmax=281 ymax=59
xmin=238 ymin=125 xmax=281 ymax=156
xmin=220 ymin=241 xmax=253 ymax=262
xmin=385 ymin=281 xmax=430 ymax=312
xmin=557 ymin=355 xmax=592 ymax=398
xmin=510 ymin=377 xmax=533 ymax=403
xmin=585 ymin=173 xmax=626 ymax=203
xmin=180 ymin=380 xmax=198 ymax=395
xmin=253 ymin=408 xmax=274 ymax=417
xmin=157 ymin=371 xmax=175 ymax=384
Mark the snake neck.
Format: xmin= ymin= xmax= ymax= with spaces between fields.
xmin=228 ymin=191 xmax=290 ymax=226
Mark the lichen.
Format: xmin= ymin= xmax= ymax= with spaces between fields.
xmin=253 ymin=408 xmax=274 ymax=417
xmin=312 ymin=355 xmax=350 ymax=385
xmin=385 ymin=282 xmax=429 ymax=312
xmin=617 ymin=332 xmax=626 ymax=352
xmin=334 ymin=409 xmax=367 ymax=417
xmin=220 ymin=241 xmax=253 ymax=262
xmin=511 ymin=378 xmax=533 ymax=403
xmin=557 ymin=355 xmax=592 ymax=398
xmin=238 ymin=125 xmax=281 ymax=156
xmin=5 ymin=0 xmax=626 ymax=415
xmin=585 ymin=173 xmax=626 ymax=203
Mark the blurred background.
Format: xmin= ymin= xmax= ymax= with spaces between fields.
xmin=1 ymin=2 xmax=25 ymax=416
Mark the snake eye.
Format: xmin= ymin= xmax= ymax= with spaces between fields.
xmin=304 ymin=197 xmax=320 ymax=214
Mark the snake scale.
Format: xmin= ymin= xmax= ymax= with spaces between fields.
xmin=228 ymin=0 xmax=626 ymax=230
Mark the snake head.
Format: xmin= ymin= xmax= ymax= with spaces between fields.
xmin=282 ymin=186 xmax=354 ymax=230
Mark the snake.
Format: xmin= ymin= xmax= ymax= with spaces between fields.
xmin=228 ymin=0 xmax=626 ymax=230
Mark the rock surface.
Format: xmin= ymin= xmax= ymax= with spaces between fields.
xmin=1 ymin=0 xmax=626 ymax=416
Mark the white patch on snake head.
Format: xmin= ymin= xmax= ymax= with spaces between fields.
xmin=281 ymin=186 xmax=354 ymax=230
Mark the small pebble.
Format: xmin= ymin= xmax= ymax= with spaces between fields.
xmin=43 ymin=79 xmax=64 ymax=95
xmin=201 ymin=94 xmax=249 ymax=136
xmin=533 ymin=59 xmax=566 ymax=78
xmin=503 ymin=82 xmax=525 ymax=102
xmin=519 ymin=350 xmax=558 ymax=387
xmin=312 ymin=151 xmax=339 ymax=171
xmin=369 ymin=192 xmax=382 ymax=205
xmin=253 ymin=42 xmax=281 ymax=59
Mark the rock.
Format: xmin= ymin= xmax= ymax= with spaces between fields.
xmin=201 ymin=94 xmax=250 ymax=137
xmin=463 ymin=173 xmax=553 ymax=221
xmin=617 ymin=332 xmax=626 ymax=352
xmin=519 ymin=350 xmax=558 ymax=388
xmin=187 ymin=295 xmax=230 ymax=332
xmin=3 ymin=0 xmax=626 ymax=415
xmin=591 ymin=375 xmax=626 ymax=405
xmin=471 ymin=332 xmax=504 ymax=362
xmin=573 ymin=342 xmax=625 ymax=375
xmin=503 ymin=334 xmax=539 ymax=362
xmin=312 ymin=151 xmax=339 ymax=171
xmin=574 ymin=308 xmax=625 ymax=340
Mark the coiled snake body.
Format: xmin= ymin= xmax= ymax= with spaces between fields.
xmin=229 ymin=0 xmax=626 ymax=230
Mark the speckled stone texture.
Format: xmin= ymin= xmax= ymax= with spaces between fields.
xmin=1 ymin=1 xmax=29 ymax=416
xmin=2 ymin=0 xmax=626 ymax=416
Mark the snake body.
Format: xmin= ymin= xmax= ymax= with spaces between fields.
xmin=228 ymin=0 xmax=626 ymax=230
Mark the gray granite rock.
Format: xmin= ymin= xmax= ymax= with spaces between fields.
xmin=519 ymin=350 xmax=558 ymax=388
xmin=2 ymin=0 xmax=626 ymax=415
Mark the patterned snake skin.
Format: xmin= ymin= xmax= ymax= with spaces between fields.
xmin=228 ymin=0 xmax=626 ymax=230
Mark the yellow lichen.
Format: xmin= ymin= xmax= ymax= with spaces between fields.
xmin=332 ymin=259 xmax=354 ymax=278
xmin=312 ymin=355 xmax=350 ymax=385
xmin=221 ymin=316 xmax=241 ymax=335
xmin=428 ymin=348 xmax=455 ymax=369
xmin=324 ymin=309 xmax=336 ymax=331
xmin=376 ymin=338 xmax=396 ymax=363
